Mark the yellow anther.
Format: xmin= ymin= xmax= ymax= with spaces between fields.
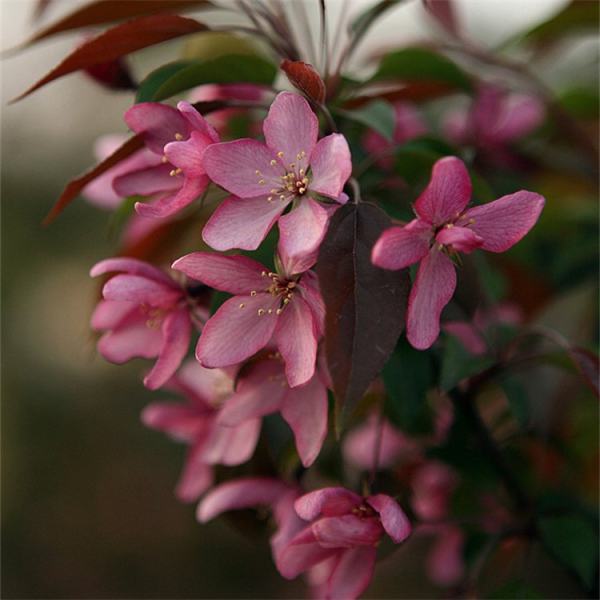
xmin=289 ymin=163 xmax=296 ymax=170
xmin=250 ymin=290 xmax=257 ymax=296
xmin=277 ymin=151 xmax=284 ymax=158
xmin=280 ymin=195 xmax=286 ymax=201
xmin=267 ymin=196 xmax=273 ymax=202
xmin=261 ymin=271 xmax=267 ymax=276
xmin=302 ymin=177 xmax=309 ymax=184
xmin=438 ymin=244 xmax=444 ymax=251
xmin=445 ymin=223 xmax=454 ymax=228
xmin=258 ymin=179 xmax=265 ymax=185
xmin=174 ymin=133 xmax=184 ymax=141
xmin=287 ymin=282 xmax=296 ymax=289
xmin=255 ymin=170 xmax=262 ymax=175
xmin=468 ymin=218 xmax=476 ymax=225
xmin=239 ymin=303 xmax=245 ymax=308
xmin=283 ymin=298 xmax=290 ymax=305
xmin=276 ymin=308 xmax=283 ymax=315
xmin=298 ymin=187 xmax=306 ymax=194
xmin=161 ymin=155 xmax=168 ymax=163
xmin=270 ymin=188 xmax=279 ymax=194
xmin=270 ymin=159 xmax=277 ymax=166
xmin=267 ymin=309 xmax=273 ymax=314
xmin=257 ymin=309 xmax=265 ymax=316
xmin=299 ymin=169 xmax=305 ymax=176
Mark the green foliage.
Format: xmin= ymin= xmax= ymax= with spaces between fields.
xmin=487 ymin=581 xmax=542 ymax=599
xmin=500 ymin=375 xmax=529 ymax=427
xmin=337 ymin=100 xmax=396 ymax=141
xmin=439 ymin=334 xmax=493 ymax=392
xmin=135 ymin=60 xmax=193 ymax=103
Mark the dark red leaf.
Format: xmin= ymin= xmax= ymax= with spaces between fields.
xmin=84 ymin=56 xmax=136 ymax=90
xmin=13 ymin=15 xmax=208 ymax=102
xmin=422 ymin=0 xmax=460 ymax=37
xmin=316 ymin=203 xmax=410 ymax=429
xmin=342 ymin=82 xmax=456 ymax=108
xmin=25 ymin=0 xmax=211 ymax=46
xmin=568 ymin=347 xmax=599 ymax=398
xmin=280 ymin=59 xmax=326 ymax=104
xmin=43 ymin=134 xmax=144 ymax=225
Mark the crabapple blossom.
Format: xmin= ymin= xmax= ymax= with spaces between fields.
xmin=372 ymin=156 xmax=544 ymax=349
xmin=117 ymin=100 xmax=219 ymax=218
xmin=202 ymin=91 xmax=352 ymax=259
xmin=278 ymin=487 xmax=412 ymax=599
xmin=172 ymin=245 xmax=324 ymax=388
xmin=141 ymin=360 xmax=260 ymax=502
xmin=90 ymin=257 xmax=199 ymax=389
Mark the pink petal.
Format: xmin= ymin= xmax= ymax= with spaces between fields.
xmin=371 ymin=219 xmax=431 ymax=270
xmin=495 ymin=94 xmax=544 ymax=142
xmin=298 ymin=272 xmax=326 ymax=337
xmin=124 ymin=102 xmax=190 ymax=154
xmin=202 ymin=195 xmax=286 ymax=252
xmin=471 ymin=86 xmax=504 ymax=141
xmin=102 ymin=274 xmax=182 ymax=307
xmin=278 ymin=198 xmax=330 ymax=270
xmin=97 ymin=314 xmax=162 ymax=363
xmin=197 ymin=477 xmax=290 ymax=522
xmin=90 ymin=257 xmax=176 ymax=286
xmin=201 ymin=418 xmax=261 ymax=466
xmin=91 ymin=299 xmax=136 ymax=330
xmin=295 ymin=488 xmax=362 ymax=521
xmin=164 ymin=130 xmax=213 ymax=177
xmin=144 ymin=308 xmax=192 ymax=390
xmin=312 ymin=515 xmax=383 ymax=548
xmin=325 ymin=546 xmax=377 ymax=600
xmin=203 ymin=139 xmax=285 ymax=198
xmin=426 ymin=526 xmax=465 ymax=587
xmin=443 ymin=109 xmax=469 ymax=145
xmin=435 ymin=225 xmax=483 ymax=253
xmin=366 ymin=494 xmax=411 ymax=543
xmin=443 ymin=321 xmax=487 ymax=355
xmin=172 ymin=252 xmax=267 ymax=294
xmin=263 ymin=91 xmax=318 ymax=174
xmin=278 ymin=529 xmax=339 ymax=579
xmin=458 ymin=191 xmax=544 ymax=253
xmin=275 ymin=296 xmax=319 ymax=387
xmin=177 ymin=100 xmax=219 ymax=142
xmin=135 ymin=175 xmax=208 ymax=218
xmin=112 ymin=164 xmax=180 ymax=197
xmin=175 ymin=443 xmax=214 ymax=503
xmin=281 ymin=373 xmax=328 ymax=467
xmin=309 ymin=134 xmax=352 ymax=199
xmin=172 ymin=360 xmax=235 ymax=408
xmin=414 ymin=157 xmax=472 ymax=225
xmin=141 ymin=402 xmax=210 ymax=442
xmin=196 ymin=294 xmax=279 ymax=368
xmin=217 ymin=360 xmax=287 ymax=426
xmin=406 ymin=247 xmax=456 ymax=350
xmin=393 ymin=102 xmax=427 ymax=143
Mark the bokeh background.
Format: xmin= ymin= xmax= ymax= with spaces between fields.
xmin=2 ymin=0 xmax=597 ymax=598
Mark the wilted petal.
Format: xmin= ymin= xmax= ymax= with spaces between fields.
xmin=263 ymin=92 xmax=318 ymax=174
xmin=175 ymin=443 xmax=214 ymax=503
xmin=281 ymin=374 xmax=328 ymax=467
xmin=102 ymin=274 xmax=182 ymax=307
xmin=196 ymin=294 xmax=279 ymax=368
xmin=197 ymin=477 xmax=290 ymax=522
xmin=172 ymin=252 xmax=267 ymax=294
xmin=278 ymin=198 xmax=330 ymax=268
xmin=275 ymin=296 xmax=318 ymax=387
xmin=459 ymin=191 xmax=544 ymax=252
xmin=124 ymin=102 xmax=189 ymax=154
xmin=367 ymin=494 xmax=411 ymax=543
xmin=113 ymin=164 xmax=180 ymax=197
xmin=309 ymin=134 xmax=352 ymax=199
xmin=202 ymin=195 xmax=287 ymax=252
xmin=414 ymin=157 xmax=472 ymax=225
xmin=144 ymin=308 xmax=191 ymax=390
xmin=371 ymin=219 xmax=431 ymax=270
xmin=203 ymin=139 xmax=285 ymax=198
xmin=326 ymin=546 xmax=377 ymax=600
xmin=435 ymin=225 xmax=483 ymax=253
xmin=312 ymin=515 xmax=383 ymax=548
xmin=201 ymin=418 xmax=261 ymax=466
xmin=295 ymin=488 xmax=362 ymax=521
xmin=407 ymin=247 xmax=456 ymax=350
xmin=135 ymin=175 xmax=208 ymax=218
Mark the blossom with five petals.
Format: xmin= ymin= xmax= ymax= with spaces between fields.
xmin=372 ymin=156 xmax=544 ymax=349
xmin=90 ymin=257 xmax=197 ymax=389
xmin=117 ymin=100 xmax=219 ymax=218
xmin=142 ymin=360 xmax=260 ymax=502
xmin=201 ymin=91 xmax=352 ymax=260
xmin=172 ymin=245 xmax=324 ymax=388
xmin=277 ymin=487 xmax=412 ymax=600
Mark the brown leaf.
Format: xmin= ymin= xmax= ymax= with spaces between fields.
xmin=316 ymin=203 xmax=410 ymax=430
xmin=13 ymin=15 xmax=208 ymax=102
xmin=43 ymin=134 xmax=144 ymax=225
xmin=84 ymin=56 xmax=136 ymax=90
xmin=25 ymin=0 xmax=211 ymax=46
xmin=280 ymin=59 xmax=326 ymax=104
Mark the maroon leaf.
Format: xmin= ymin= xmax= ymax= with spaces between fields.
xmin=316 ymin=203 xmax=410 ymax=429
xmin=342 ymin=82 xmax=456 ymax=108
xmin=84 ymin=56 xmax=136 ymax=90
xmin=13 ymin=15 xmax=208 ymax=102
xmin=43 ymin=134 xmax=144 ymax=225
xmin=280 ymin=59 xmax=326 ymax=104
xmin=568 ymin=347 xmax=599 ymax=398
xmin=422 ymin=0 xmax=460 ymax=37
xmin=25 ymin=0 xmax=211 ymax=46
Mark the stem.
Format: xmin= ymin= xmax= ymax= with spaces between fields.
xmin=348 ymin=177 xmax=362 ymax=204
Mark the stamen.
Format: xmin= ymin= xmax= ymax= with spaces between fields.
xmin=239 ymin=303 xmax=245 ymax=308
xmin=250 ymin=291 xmax=257 ymax=296
xmin=277 ymin=151 xmax=284 ymax=158
xmin=161 ymin=155 xmax=168 ymax=163
xmin=276 ymin=308 xmax=283 ymax=315
xmin=255 ymin=170 xmax=262 ymax=175
xmin=174 ymin=133 xmax=184 ymax=141
xmin=258 ymin=179 xmax=265 ymax=185
xmin=261 ymin=271 xmax=267 ymax=276
xmin=257 ymin=309 xmax=265 ymax=316
xmin=270 ymin=159 xmax=277 ymax=166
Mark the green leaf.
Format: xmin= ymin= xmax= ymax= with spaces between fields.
xmin=440 ymin=334 xmax=493 ymax=391
xmin=336 ymin=100 xmax=396 ymax=141
xmin=149 ymin=54 xmax=277 ymax=102
xmin=559 ymin=87 xmax=600 ymax=119
xmin=500 ymin=375 xmax=529 ymax=426
xmin=136 ymin=60 xmax=193 ymax=103
xmin=370 ymin=47 xmax=472 ymax=91
xmin=488 ymin=581 xmax=542 ymax=599
xmin=537 ymin=514 xmax=598 ymax=589
xmin=382 ymin=336 xmax=435 ymax=433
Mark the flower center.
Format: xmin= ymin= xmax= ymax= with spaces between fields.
xmin=255 ymin=150 xmax=311 ymax=204
xmin=240 ymin=271 xmax=300 ymax=317
xmin=351 ymin=504 xmax=377 ymax=519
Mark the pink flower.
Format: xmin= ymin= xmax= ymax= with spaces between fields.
xmin=278 ymin=487 xmax=412 ymax=600
xmin=201 ymin=91 xmax=352 ymax=259
xmin=411 ymin=461 xmax=458 ymax=523
xmin=372 ymin=156 xmax=545 ymax=349
xmin=172 ymin=246 xmax=324 ymax=388
xmin=90 ymin=257 xmax=197 ymax=390
xmin=362 ymin=102 xmax=427 ymax=169
xmin=444 ymin=85 xmax=545 ymax=165
xmin=218 ymin=354 xmax=329 ymax=467
xmin=425 ymin=525 xmax=465 ymax=587
xmin=142 ymin=361 xmax=261 ymax=502
xmin=117 ymin=100 xmax=219 ymax=218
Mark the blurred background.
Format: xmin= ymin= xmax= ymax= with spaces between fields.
xmin=1 ymin=0 xmax=597 ymax=598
